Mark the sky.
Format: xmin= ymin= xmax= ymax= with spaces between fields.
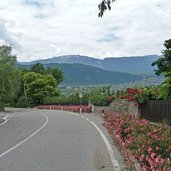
xmin=0 ymin=0 xmax=170 ymax=62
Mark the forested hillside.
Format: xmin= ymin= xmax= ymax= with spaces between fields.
xmin=18 ymin=63 xmax=143 ymax=85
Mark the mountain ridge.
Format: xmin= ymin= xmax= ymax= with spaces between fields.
xmin=18 ymin=63 xmax=144 ymax=85
xmin=21 ymin=54 xmax=160 ymax=74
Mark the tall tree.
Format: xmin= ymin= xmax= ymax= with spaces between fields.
xmin=31 ymin=63 xmax=64 ymax=85
xmin=152 ymin=39 xmax=171 ymax=99
xmin=22 ymin=72 xmax=59 ymax=105
xmin=46 ymin=67 xmax=64 ymax=85
xmin=159 ymin=72 xmax=171 ymax=100
xmin=0 ymin=45 xmax=20 ymax=111
xmin=31 ymin=63 xmax=45 ymax=74
xmin=152 ymin=39 xmax=171 ymax=76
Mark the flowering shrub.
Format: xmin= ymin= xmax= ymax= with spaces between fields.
xmin=120 ymin=87 xmax=148 ymax=104
xmin=37 ymin=105 xmax=92 ymax=113
xmin=103 ymin=113 xmax=171 ymax=170
xmin=120 ymin=87 xmax=160 ymax=104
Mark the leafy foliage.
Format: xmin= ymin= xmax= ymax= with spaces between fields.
xmin=89 ymin=94 xmax=109 ymax=106
xmin=152 ymin=39 xmax=171 ymax=76
xmin=0 ymin=45 xmax=16 ymax=65
xmin=43 ymin=86 xmax=114 ymax=106
xmin=119 ymin=86 xmax=161 ymax=104
xmin=0 ymin=45 xmax=20 ymax=104
xmin=98 ymin=0 xmax=116 ymax=17
xmin=46 ymin=67 xmax=63 ymax=85
xmin=87 ymin=86 xmax=113 ymax=106
xmin=152 ymin=39 xmax=171 ymax=100
xmin=44 ymin=92 xmax=89 ymax=105
xmin=30 ymin=63 xmax=64 ymax=85
xmin=31 ymin=63 xmax=45 ymax=74
xmin=22 ymin=72 xmax=59 ymax=105
xmin=158 ymin=72 xmax=171 ymax=100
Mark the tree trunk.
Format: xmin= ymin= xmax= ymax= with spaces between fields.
xmin=0 ymin=101 xmax=5 ymax=111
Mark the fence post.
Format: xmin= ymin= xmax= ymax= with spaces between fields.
xmin=91 ymin=104 xmax=94 ymax=113
xmin=138 ymin=103 xmax=141 ymax=116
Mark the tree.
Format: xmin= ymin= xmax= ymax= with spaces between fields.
xmin=0 ymin=45 xmax=20 ymax=111
xmin=22 ymin=72 xmax=59 ymax=105
xmin=159 ymin=72 xmax=171 ymax=100
xmin=31 ymin=63 xmax=64 ymax=85
xmin=152 ymin=39 xmax=171 ymax=99
xmin=98 ymin=0 xmax=116 ymax=17
xmin=152 ymin=39 xmax=171 ymax=76
xmin=0 ymin=45 xmax=16 ymax=65
xmin=31 ymin=63 xmax=45 ymax=74
xmin=46 ymin=67 xmax=64 ymax=85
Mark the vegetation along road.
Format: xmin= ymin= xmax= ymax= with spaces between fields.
xmin=0 ymin=109 xmax=123 ymax=171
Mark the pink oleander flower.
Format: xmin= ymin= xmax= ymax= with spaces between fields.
xmin=155 ymin=157 xmax=160 ymax=163
xmin=151 ymin=129 xmax=157 ymax=133
xmin=151 ymin=152 xmax=156 ymax=159
xmin=148 ymin=147 xmax=152 ymax=154
xmin=155 ymin=146 xmax=160 ymax=151
xmin=140 ymin=156 xmax=143 ymax=162
xmin=143 ymin=165 xmax=147 ymax=171
xmin=141 ymin=154 xmax=145 ymax=159
xmin=102 ymin=112 xmax=171 ymax=170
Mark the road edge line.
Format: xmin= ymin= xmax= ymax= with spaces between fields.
xmin=90 ymin=121 xmax=121 ymax=171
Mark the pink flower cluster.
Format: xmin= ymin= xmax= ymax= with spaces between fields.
xmin=120 ymin=88 xmax=140 ymax=102
xmin=103 ymin=112 xmax=171 ymax=170
xmin=37 ymin=105 xmax=92 ymax=113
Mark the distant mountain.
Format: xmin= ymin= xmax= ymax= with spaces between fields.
xmin=27 ymin=55 xmax=160 ymax=74
xmin=18 ymin=63 xmax=143 ymax=85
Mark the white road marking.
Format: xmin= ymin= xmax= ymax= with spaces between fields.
xmin=0 ymin=113 xmax=16 ymax=126
xmin=71 ymin=113 xmax=79 ymax=116
xmin=90 ymin=121 xmax=121 ymax=171
xmin=69 ymin=112 xmax=120 ymax=170
xmin=0 ymin=113 xmax=48 ymax=158
xmin=70 ymin=111 xmax=121 ymax=171
xmin=0 ymin=115 xmax=8 ymax=126
xmin=8 ymin=113 xmax=16 ymax=120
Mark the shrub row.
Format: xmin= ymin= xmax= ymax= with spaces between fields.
xmin=103 ymin=113 xmax=171 ymax=170
xmin=37 ymin=105 xmax=92 ymax=113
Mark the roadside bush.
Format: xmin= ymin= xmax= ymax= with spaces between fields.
xmin=37 ymin=105 xmax=92 ymax=113
xmin=158 ymin=73 xmax=171 ymax=100
xmin=89 ymin=94 xmax=109 ymax=106
xmin=15 ymin=96 xmax=29 ymax=108
xmin=119 ymin=86 xmax=160 ymax=104
xmin=103 ymin=113 xmax=171 ymax=170
xmin=44 ymin=94 xmax=89 ymax=105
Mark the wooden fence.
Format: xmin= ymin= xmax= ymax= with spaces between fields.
xmin=139 ymin=100 xmax=171 ymax=125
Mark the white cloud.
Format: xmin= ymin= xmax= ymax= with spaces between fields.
xmin=0 ymin=0 xmax=170 ymax=61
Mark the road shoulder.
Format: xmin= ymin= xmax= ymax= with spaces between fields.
xmin=82 ymin=112 xmax=129 ymax=171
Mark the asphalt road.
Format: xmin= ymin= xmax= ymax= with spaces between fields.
xmin=0 ymin=109 xmax=116 ymax=171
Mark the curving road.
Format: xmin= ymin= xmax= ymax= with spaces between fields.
xmin=0 ymin=109 xmax=119 ymax=171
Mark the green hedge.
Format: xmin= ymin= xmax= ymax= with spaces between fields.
xmin=89 ymin=94 xmax=109 ymax=106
